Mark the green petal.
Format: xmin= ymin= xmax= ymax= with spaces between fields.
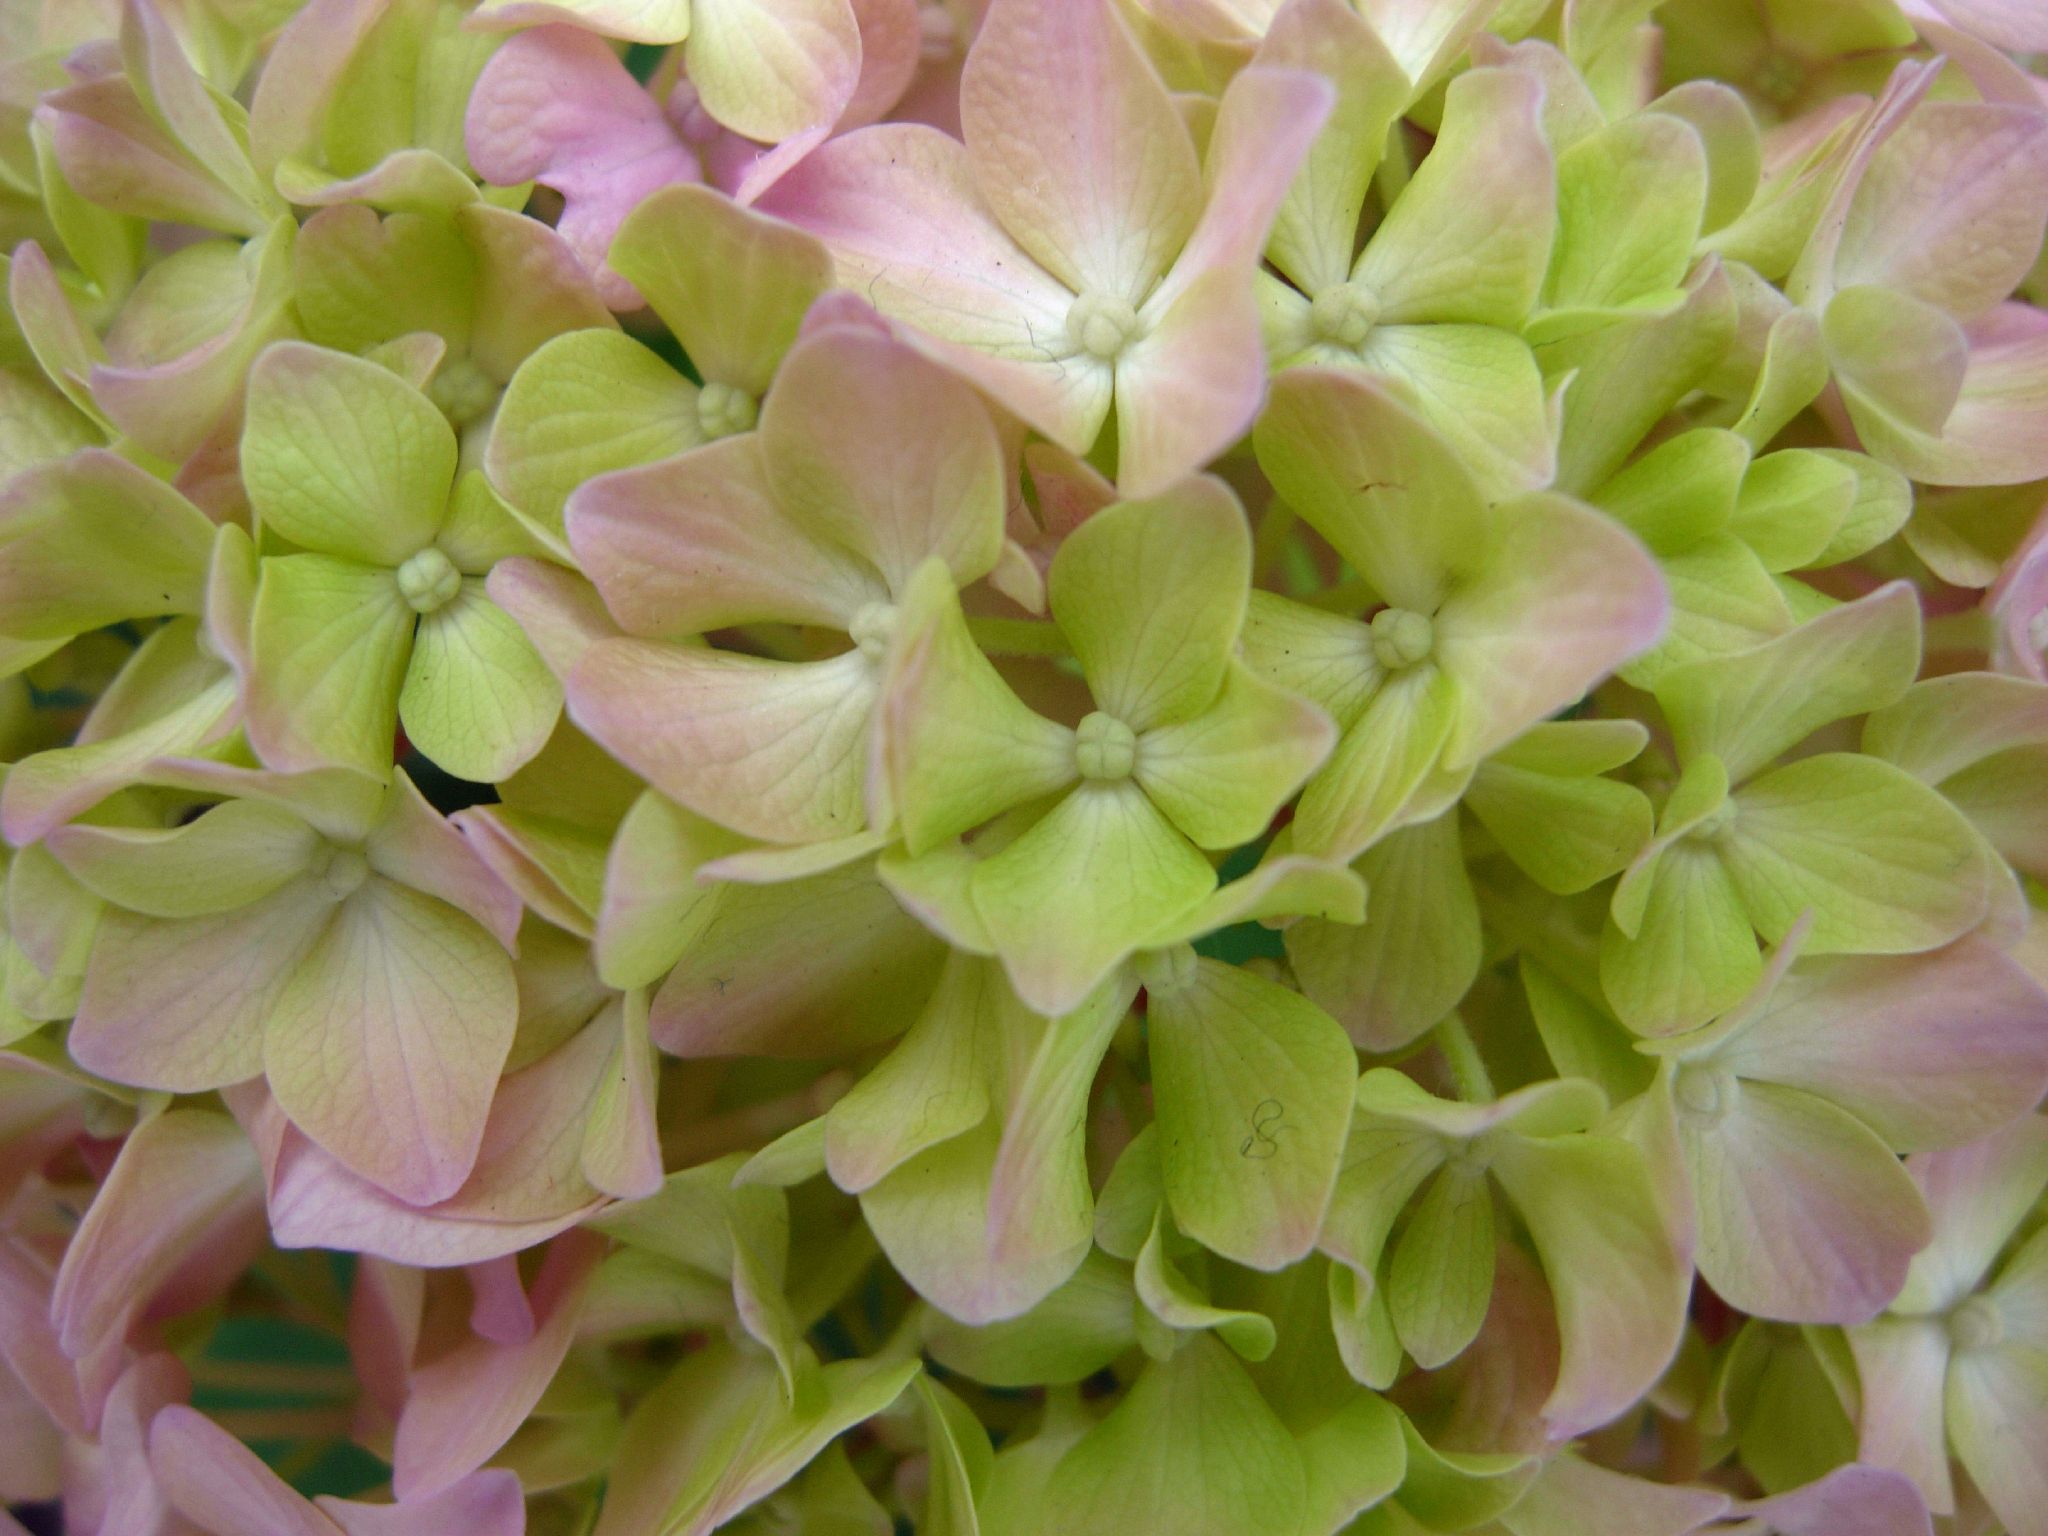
xmin=924 ymin=1250 xmax=1138 ymax=1388
xmin=1387 ymin=1158 xmax=1495 ymax=1370
xmin=1655 ymin=581 xmax=1921 ymax=785
xmin=1600 ymin=842 xmax=1761 ymax=1036
xmin=1042 ymin=1335 xmax=1307 ymax=1536
xmin=1354 ymin=67 xmax=1554 ymax=329
xmin=877 ymin=560 xmax=1078 ymax=856
xmin=1541 ymin=114 xmax=1707 ymax=323
xmin=1353 ymin=322 xmax=1558 ymax=501
xmin=242 ymin=341 xmax=455 ymax=564
xmin=608 ymin=184 xmax=831 ymax=396
xmin=1721 ymin=753 xmax=1991 ymax=954
xmin=972 ymin=781 xmax=1213 ymax=1017
xmin=824 ymin=953 xmax=998 ymax=1194
xmin=0 ymin=451 xmax=216 ymax=640
xmin=293 ymin=203 xmax=475 ymax=359
xmin=1490 ymin=1132 xmax=1689 ymax=1435
xmin=1256 ymin=0 xmax=1408 ymax=295
xmin=1136 ymin=1209 xmax=1278 ymax=1361
xmin=1136 ymin=661 xmax=1335 ymax=850
xmin=399 ymin=579 xmax=562 ymax=782
xmin=1292 ymin=667 xmax=1460 ymax=865
xmin=248 ymin=554 xmax=414 ymax=776
xmin=46 ymin=799 xmax=320 ymax=918
xmin=1147 ymin=956 xmax=1356 ymax=1270
xmin=485 ymin=330 xmax=702 ymax=555
xmin=1289 ymin=814 xmax=1480 ymax=1052
xmin=1727 ymin=450 xmax=1857 ymax=573
xmin=1048 ymin=479 xmax=1249 ymax=732
xmin=1256 ymin=367 xmax=1486 ymax=612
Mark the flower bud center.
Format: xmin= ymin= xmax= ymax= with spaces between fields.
xmin=397 ymin=547 xmax=460 ymax=615
xmin=1688 ymin=798 xmax=1739 ymax=843
xmin=316 ymin=845 xmax=370 ymax=901
xmin=1075 ymin=711 xmax=1137 ymax=780
xmin=1067 ymin=292 xmax=1142 ymax=362
xmin=1310 ymin=281 xmax=1380 ymax=348
xmin=1370 ymin=607 xmax=1435 ymax=670
xmin=849 ymin=601 xmax=899 ymax=660
xmin=697 ymin=381 xmax=758 ymax=441
xmin=1673 ymin=1066 xmax=1738 ymax=1125
xmin=427 ymin=357 xmax=498 ymax=428
xmin=1948 ymin=1296 xmax=2002 ymax=1352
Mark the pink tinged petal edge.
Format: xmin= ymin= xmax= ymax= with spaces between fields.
xmin=391 ymin=1229 xmax=604 ymax=1500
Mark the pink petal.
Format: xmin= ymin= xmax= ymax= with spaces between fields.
xmin=391 ymin=1230 xmax=602 ymax=1500
xmin=463 ymin=27 xmax=705 ymax=309
xmin=761 ymin=123 xmax=1112 ymax=454
xmin=1737 ymin=1465 xmax=1934 ymax=1536
xmin=959 ymin=0 xmax=1201 ymax=302
xmin=566 ymin=436 xmax=885 ymax=638
xmin=1723 ymin=941 xmax=2048 ymax=1153
xmin=466 ymin=1257 xmax=536 ymax=1345
xmin=319 ymin=1470 xmax=527 ymax=1536
xmin=51 ymin=1110 xmax=261 ymax=1360
xmin=758 ymin=325 xmax=1006 ymax=593
xmin=150 ymin=1404 xmax=339 ymax=1536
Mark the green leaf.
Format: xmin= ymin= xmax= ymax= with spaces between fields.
xmin=1721 ymin=753 xmax=1991 ymax=954
xmin=1147 ymin=956 xmax=1357 ymax=1270
xmin=248 ymin=554 xmax=415 ymax=776
xmin=1042 ymin=1334 xmax=1307 ymax=1536
xmin=399 ymin=580 xmax=562 ymax=782
xmin=242 ymin=341 xmax=455 ymax=565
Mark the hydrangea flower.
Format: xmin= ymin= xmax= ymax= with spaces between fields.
xmin=2 ymin=0 xmax=2048 ymax=1527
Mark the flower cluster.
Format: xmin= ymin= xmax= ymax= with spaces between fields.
xmin=2 ymin=0 xmax=2048 ymax=1531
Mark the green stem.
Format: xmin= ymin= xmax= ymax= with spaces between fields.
xmin=1437 ymin=1014 xmax=1495 ymax=1103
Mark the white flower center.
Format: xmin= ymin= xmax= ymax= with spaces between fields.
xmin=696 ymin=381 xmax=758 ymax=441
xmin=1370 ymin=607 xmax=1434 ymax=670
xmin=1673 ymin=1066 xmax=1738 ymax=1125
xmin=1948 ymin=1296 xmax=2003 ymax=1353
xmin=1075 ymin=711 xmax=1137 ymax=780
xmin=315 ymin=845 xmax=370 ymax=901
xmin=1067 ymin=292 xmax=1143 ymax=362
xmin=849 ymin=601 xmax=899 ymax=661
xmin=1310 ymin=281 xmax=1380 ymax=349
xmin=396 ymin=547 xmax=460 ymax=615
xmin=427 ymin=357 xmax=497 ymax=428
